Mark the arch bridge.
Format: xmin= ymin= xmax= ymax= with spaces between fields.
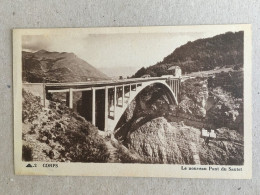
xmin=24 ymin=77 xmax=181 ymax=132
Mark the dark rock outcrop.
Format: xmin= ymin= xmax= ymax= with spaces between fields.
xmin=123 ymin=117 xmax=243 ymax=165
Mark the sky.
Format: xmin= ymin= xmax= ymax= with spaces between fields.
xmin=22 ymin=29 xmax=237 ymax=77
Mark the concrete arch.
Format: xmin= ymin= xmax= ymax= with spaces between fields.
xmin=152 ymin=81 xmax=178 ymax=105
xmin=42 ymin=78 xmax=180 ymax=132
xmin=107 ymin=80 xmax=178 ymax=131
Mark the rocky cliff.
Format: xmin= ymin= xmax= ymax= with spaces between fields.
xmin=115 ymin=74 xmax=244 ymax=165
xmin=176 ymin=74 xmax=243 ymax=133
xmin=126 ymin=117 xmax=243 ymax=165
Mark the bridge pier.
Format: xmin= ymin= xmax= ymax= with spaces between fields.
xmin=129 ymin=85 xmax=131 ymax=98
xmin=81 ymin=90 xmax=92 ymax=122
xmin=133 ymin=84 xmax=137 ymax=91
xmin=177 ymin=80 xmax=179 ymax=100
xmin=172 ymin=80 xmax=175 ymax=91
xmin=166 ymin=78 xmax=181 ymax=103
xmin=66 ymin=88 xmax=73 ymax=109
xmin=177 ymin=79 xmax=180 ymax=101
xmin=114 ymin=86 xmax=117 ymax=110
xmin=92 ymin=88 xmax=96 ymax=126
xmin=43 ymin=84 xmax=46 ymax=107
xmin=104 ymin=87 xmax=108 ymax=131
xmin=122 ymin=85 xmax=125 ymax=107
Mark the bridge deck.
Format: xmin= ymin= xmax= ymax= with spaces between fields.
xmin=43 ymin=77 xmax=180 ymax=89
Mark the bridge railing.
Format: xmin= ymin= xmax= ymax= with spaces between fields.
xmin=44 ymin=77 xmax=171 ymax=89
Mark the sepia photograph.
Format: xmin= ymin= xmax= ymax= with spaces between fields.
xmin=13 ymin=25 xmax=252 ymax=178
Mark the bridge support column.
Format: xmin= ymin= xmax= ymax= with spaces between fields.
xmin=134 ymin=84 xmax=137 ymax=91
xmin=43 ymin=84 xmax=46 ymax=107
xmin=176 ymin=80 xmax=179 ymax=100
xmin=81 ymin=90 xmax=92 ymax=122
xmin=177 ymin=79 xmax=180 ymax=101
xmin=172 ymin=80 xmax=175 ymax=94
xmin=114 ymin=86 xmax=116 ymax=117
xmin=177 ymin=79 xmax=180 ymax=98
xmin=175 ymin=80 xmax=178 ymax=101
xmin=176 ymin=80 xmax=178 ymax=94
xmin=92 ymin=88 xmax=96 ymax=126
xmin=176 ymin=80 xmax=178 ymax=97
xmin=129 ymin=85 xmax=131 ymax=97
xmin=122 ymin=85 xmax=124 ymax=107
xmin=104 ymin=87 xmax=108 ymax=131
xmin=66 ymin=88 xmax=73 ymax=109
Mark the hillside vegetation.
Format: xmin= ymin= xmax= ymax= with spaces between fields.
xmin=22 ymin=89 xmax=145 ymax=163
xmin=22 ymin=89 xmax=110 ymax=162
xmin=133 ymin=31 xmax=243 ymax=77
xmin=22 ymin=50 xmax=109 ymax=83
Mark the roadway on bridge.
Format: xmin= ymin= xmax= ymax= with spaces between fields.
xmin=44 ymin=77 xmax=174 ymax=89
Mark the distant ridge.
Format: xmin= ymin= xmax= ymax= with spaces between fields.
xmin=22 ymin=50 xmax=110 ymax=83
xmin=133 ymin=31 xmax=244 ymax=77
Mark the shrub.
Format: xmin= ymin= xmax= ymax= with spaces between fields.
xmin=23 ymin=89 xmax=110 ymax=162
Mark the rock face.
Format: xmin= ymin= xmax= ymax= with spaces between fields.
xmin=115 ymin=75 xmax=244 ymax=165
xmin=125 ymin=117 xmax=243 ymax=165
xmin=127 ymin=117 xmax=187 ymax=164
xmin=172 ymin=76 xmax=243 ymax=133
xmin=177 ymin=78 xmax=209 ymax=120
xmin=206 ymin=87 xmax=243 ymax=133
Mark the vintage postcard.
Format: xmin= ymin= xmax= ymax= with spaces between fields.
xmin=13 ymin=25 xmax=252 ymax=178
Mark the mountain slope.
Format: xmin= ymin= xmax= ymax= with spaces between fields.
xmin=22 ymin=89 xmax=110 ymax=162
xmin=133 ymin=31 xmax=243 ymax=77
xmin=22 ymin=50 xmax=109 ymax=83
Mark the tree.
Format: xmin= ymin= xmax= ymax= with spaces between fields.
xmin=132 ymin=67 xmax=146 ymax=78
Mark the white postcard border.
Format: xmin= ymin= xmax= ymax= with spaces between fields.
xmin=13 ymin=24 xmax=252 ymax=179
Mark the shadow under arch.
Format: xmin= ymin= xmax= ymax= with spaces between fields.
xmin=114 ymin=81 xmax=178 ymax=132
